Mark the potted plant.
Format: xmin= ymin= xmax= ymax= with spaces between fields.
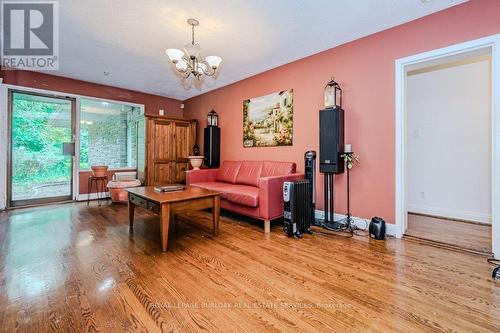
xmin=91 ymin=165 xmax=108 ymax=177
xmin=340 ymin=153 xmax=360 ymax=169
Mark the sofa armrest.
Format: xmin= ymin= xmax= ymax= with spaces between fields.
xmin=186 ymin=169 xmax=218 ymax=185
xmin=258 ymin=173 xmax=304 ymax=220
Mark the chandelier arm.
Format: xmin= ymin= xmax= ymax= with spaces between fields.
xmin=199 ymin=60 xmax=215 ymax=76
xmin=205 ymin=67 xmax=216 ymax=76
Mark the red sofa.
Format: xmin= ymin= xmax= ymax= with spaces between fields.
xmin=186 ymin=160 xmax=304 ymax=233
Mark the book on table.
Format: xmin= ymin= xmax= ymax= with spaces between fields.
xmin=154 ymin=185 xmax=185 ymax=193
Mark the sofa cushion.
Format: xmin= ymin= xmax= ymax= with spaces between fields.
xmin=235 ymin=161 xmax=263 ymax=187
xmin=190 ymin=181 xmax=235 ymax=193
xmin=191 ymin=182 xmax=259 ymax=208
xmin=216 ymin=161 xmax=242 ymax=184
xmin=261 ymin=161 xmax=296 ymax=177
xmin=223 ymin=185 xmax=259 ymax=207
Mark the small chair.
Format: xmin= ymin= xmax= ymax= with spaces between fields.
xmin=87 ymin=175 xmax=109 ymax=206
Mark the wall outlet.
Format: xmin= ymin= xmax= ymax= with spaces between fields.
xmin=159 ymin=109 xmax=164 ymax=116
xmin=420 ymin=191 xmax=425 ymax=199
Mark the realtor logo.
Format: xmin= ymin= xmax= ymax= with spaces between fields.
xmin=1 ymin=1 xmax=59 ymax=70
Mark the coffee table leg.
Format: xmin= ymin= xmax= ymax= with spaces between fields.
xmin=161 ymin=203 xmax=171 ymax=252
xmin=212 ymin=195 xmax=220 ymax=237
xmin=128 ymin=198 xmax=135 ymax=228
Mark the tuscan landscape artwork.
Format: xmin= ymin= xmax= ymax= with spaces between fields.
xmin=243 ymin=90 xmax=293 ymax=147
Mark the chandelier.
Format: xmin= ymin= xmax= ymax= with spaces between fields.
xmin=165 ymin=19 xmax=222 ymax=87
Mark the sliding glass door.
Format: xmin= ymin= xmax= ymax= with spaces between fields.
xmin=8 ymin=90 xmax=76 ymax=207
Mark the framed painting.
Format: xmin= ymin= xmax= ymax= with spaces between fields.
xmin=243 ymin=89 xmax=293 ymax=147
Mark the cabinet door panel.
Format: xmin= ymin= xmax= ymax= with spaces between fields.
xmin=154 ymin=163 xmax=171 ymax=185
xmin=154 ymin=121 xmax=172 ymax=161
xmin=172 ymin=162 xmax=189 ymax=184
xmin=173 ymin=122 xmax=191 ymax=162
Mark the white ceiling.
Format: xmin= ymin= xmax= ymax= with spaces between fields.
xmin=53 ymin=0 xmax=467 ymax=100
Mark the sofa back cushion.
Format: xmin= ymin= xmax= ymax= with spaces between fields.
xmin=235 ymin=161 xmax=263 ymax=187
xmin=261 ymin=161 xmax=296 ymax=177
xmin=216 ymin=161 xmax=242 ymax=184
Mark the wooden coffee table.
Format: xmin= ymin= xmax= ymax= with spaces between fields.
xmin=127 ymin=186 xmax=221 ymax=252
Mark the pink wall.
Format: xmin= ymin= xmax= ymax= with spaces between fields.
xmin=0 ymin=70 xmax=183 ymax=118
xmin=184 ymin=0 xmax=500 ymax=223
xmin=78 ymin=169 xmax=136 ymax=195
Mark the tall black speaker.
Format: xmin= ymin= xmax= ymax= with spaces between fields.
xmin=319 ymin=108 xmax=344 ymax=174
xmin=204 ymin=126 xmax=220 ymax=168
xmin=304 ymin=151 xmax=316 ymax=223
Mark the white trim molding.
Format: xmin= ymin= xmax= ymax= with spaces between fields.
xmin=408 ymin=204 xmax=491 ymax=225
xmin=395 ymin=33 xmax=500 ymax=258
xmin=76 ymin=192 xmax=110 ymax=202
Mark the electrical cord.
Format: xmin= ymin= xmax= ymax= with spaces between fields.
xmin=313 ymin=216 xmax=370 ymax=238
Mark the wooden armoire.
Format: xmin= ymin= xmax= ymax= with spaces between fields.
xmin=145 ymin=116 xmax=197 ymax=185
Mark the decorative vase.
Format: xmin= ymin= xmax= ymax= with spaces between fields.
xmin=187 ymin=156 xmax=204 ymax=170
xmin=91 ymin=165 xmax=108 ymax=177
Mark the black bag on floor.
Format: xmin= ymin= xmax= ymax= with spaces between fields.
xmin=369 ymin=217 xmax=386 ymax=240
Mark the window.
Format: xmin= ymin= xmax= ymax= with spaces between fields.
xmin=79 ymin=98 xmax=144 ymax=170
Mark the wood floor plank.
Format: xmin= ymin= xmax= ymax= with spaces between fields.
xmin=0 ymin=203 xmax=499 ymax=332
xmin=406 ymin=213 xmax=491 ymax=253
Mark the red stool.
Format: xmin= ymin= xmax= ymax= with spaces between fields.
xmin=87 ymin=175 xmax=109 ymax=206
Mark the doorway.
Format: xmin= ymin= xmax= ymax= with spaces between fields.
xmin=404 ymin=51 xmax=492 ymax=253
xmin=8 ymin=90 xmax=76 ymax=207
xmin=395 ymin=34 xmax=500 ymax=258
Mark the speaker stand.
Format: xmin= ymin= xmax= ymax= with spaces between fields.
xmin=316 ymin=158 xmax=356 ymax=234
xmin=343 ymin=152 xmax=355 ymax=233
xmin=315 ymin=172 xmax=342 ymax=230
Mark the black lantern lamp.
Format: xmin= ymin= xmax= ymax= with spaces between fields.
xmin=207 ymin=109 xmax=218 ymax=127
xmin=204 ymin=109 xmax=220 ymax=168
xmin=324 ymin=78 xmax=342 ymax=109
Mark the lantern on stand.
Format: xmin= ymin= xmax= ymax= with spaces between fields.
xmin=204 ymin=109 xmax=220 ymax=167
xmin=324 ymin=78 xmax=342 ymax=109
xmin=207 ymin=109 xmax=218 ymax=127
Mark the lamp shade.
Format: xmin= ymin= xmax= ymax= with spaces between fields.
xmin=184 ymin=43 xmax=201 ymax=58
xmin=205 ymin=55 xmax=222 ymax=69
xmin=166 ymin=48 xmax=184 ymax=63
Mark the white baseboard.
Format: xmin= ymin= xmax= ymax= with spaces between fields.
xmin=408 ymin=204 xmax=491 ymax=224
xmin=76 ymin=192 xmax=110 ymax=201
xmin=314 ymin=210 xmax=399 ymax=237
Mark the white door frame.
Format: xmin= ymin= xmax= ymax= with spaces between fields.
xmin=395 ymin=33 xmax=500 ymax=258
xmin=0 ymin=83 xmax=145 ymax=209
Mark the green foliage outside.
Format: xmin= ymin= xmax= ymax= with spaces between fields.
xmin=12 ymin=98 xmax=72 ymax=188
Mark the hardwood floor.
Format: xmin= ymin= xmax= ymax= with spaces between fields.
xmin=0 ymin=203 xmax=499 ymax=332
xmin=406 ymin=213 xmax=492 ymax=254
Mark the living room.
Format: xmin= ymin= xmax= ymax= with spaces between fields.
xmin=1 ymin=0 xmax=499 ymax=331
